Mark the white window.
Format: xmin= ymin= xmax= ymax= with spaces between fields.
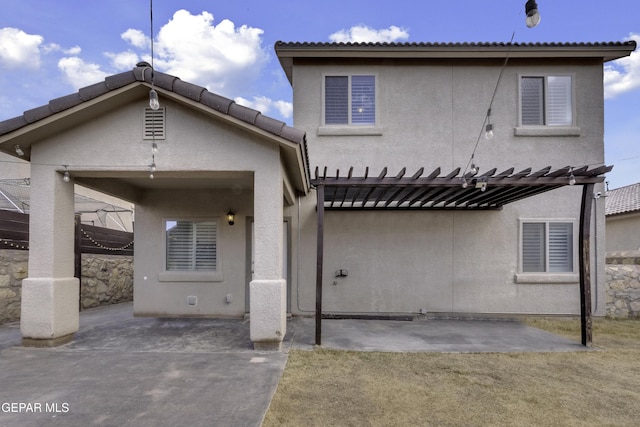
xmin=325 ymin=75 xmax=375 ymax=125
xmin=520 ymin=76 xmax=573 ymax=126
xmin=521 ymin=221 xmax=574 ymax=273
xmin=165 ymin=220 xmax=217 ymax=271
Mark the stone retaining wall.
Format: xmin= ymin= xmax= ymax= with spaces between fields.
xmin=0 ymin=249 xmax=133 ymax=324
xmin=606 ymin=251 xmax=640 ymax=318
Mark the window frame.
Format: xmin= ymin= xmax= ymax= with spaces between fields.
xmin=515 ymin=73 xmax=580 ymax=137
xmin=516 ymin=219 xmax=579 ymax=284
xmin=321 ymin=73 xmax=379 ymax=132
xmin=159 ymin=217 xmax=223 ymax=282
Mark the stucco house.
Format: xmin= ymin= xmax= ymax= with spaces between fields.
xmin=606 ymin=182 xmax=640 ymax=251
xmin=0 ymin=40 xmax=635 ymax=350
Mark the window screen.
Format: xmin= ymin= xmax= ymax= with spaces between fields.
xmin=325 ymin=76 xmax=349 ymax=124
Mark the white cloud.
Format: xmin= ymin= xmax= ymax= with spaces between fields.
xmin=149 ymin=10 xmax=267 ymax=96
xmin=604 ymin=33 xmax=640 ymax=99
xmin=0 ymin=27 xmax=43 ymax=69
xmin=105 ymin=50 xmax=139 ymax=71
xmin=121 ymin=29 xmax=148 ymax=49
xmin=58 ymin=57 xmax=108 ymax=90
xmin=64 ymin=45 xmax=82 ymax=56
xmin=329 ymin=25 xmax=409 ymax=43
xmin=234 ymin=96 xmax=292 ymax=119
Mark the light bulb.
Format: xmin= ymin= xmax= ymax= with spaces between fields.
xmin=485 ymin=124 xmax=494 ymax=140
xmin=569 ymin=173 xmax=576 ymax=186
xmin=14 ymin=145 xmax=24 ymax=156
xmin=150 ymin=163 xmax=156 ymax=173
xmin=149 ymin=88 xmax=160 ymax=110
xmin=63 ymin=167 xmax=70 ymax=183
xmin=149 ymin=172 xmax=154 ymax=180
xmin=525 ymin=0 xmax=541 ymax=28
xmin=152 ymin=142 xmax=158 ymax=153
xmin=462 ymin=178 xmax=468 ymax=189
xmin=470 ymin=163 xmax=478 ymax=175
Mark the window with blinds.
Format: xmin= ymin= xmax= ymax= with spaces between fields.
xmin=325 ymin=75 xmax=375 ymax=125
xmin=166 ymin=220 xmax=217 ymax=271
xmin=522 ymin=221 xmax=573 ymax=273
xmin=520 ymin=76 xmax=572 ymax=126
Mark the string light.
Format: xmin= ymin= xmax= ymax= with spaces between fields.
xmin=14 ymin=145 xmax=24 ymax=156
xmin=63 ymin=165 xmax=71 ymax=183
xmin=461 ymin=178 xmax=469 ymax=189
xmin=484 ymin=108 xmax=494 ymax=140
xmin=569 ymin=168 xmax=576 ymax=185
xmin=152 ymin=142 xmax=158 ymax=153
xmin=525 ymin=0 xmax=541 ymax=28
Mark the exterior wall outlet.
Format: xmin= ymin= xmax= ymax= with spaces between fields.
xmin=187 ymin=296 xmax=197 ymax=306
xmin=225 ymin=294 xmax=233 ymax=304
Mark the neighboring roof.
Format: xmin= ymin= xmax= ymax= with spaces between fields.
xmin=0 ymin=61 xmax=306 ymax=154
xmin=606 ymin=183 xmax=640 ymax=216
xmin=275 ymin=40 xmax=637 ymax=83
xmin=312 ymin=165 xmax=611 ymax=210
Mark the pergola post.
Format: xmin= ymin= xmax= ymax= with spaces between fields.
xmin=315 ymin=184 xmax=324 ymax=346
xmin=579 ymin=183 xmax=594 ymax=347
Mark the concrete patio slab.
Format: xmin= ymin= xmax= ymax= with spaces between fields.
xmin=0 ymin=303 xmax=588 ymax=426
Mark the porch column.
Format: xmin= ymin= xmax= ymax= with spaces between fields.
xmin=250 ymin=168 xmax=286 ymax=351
xmin=21 ymin=164 xmax=79 ymax=346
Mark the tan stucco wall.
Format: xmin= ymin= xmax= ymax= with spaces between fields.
xmin=290 ymin=59 xmax=607 ymax=316
xmin=606 ymin=212 xmax=640 ymax=252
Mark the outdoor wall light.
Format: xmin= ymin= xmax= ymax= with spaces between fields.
xmin=525 ymin=0 xmax=541 ymax=28
xmin=226 ymin=210 xmax=235 ymax=226
xmin=14 ymin=145 xmax=24 ymax=156
xmin=149 ymin=88 xmax=160 ymax=110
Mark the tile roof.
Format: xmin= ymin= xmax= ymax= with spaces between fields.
xmin=276 ymin=41 xmax=636 ymax=48
xmin=275 ymin=41 xmax=636 ymax=61
xmin=0 ymin=62 xmax=306 ymax=146
xmin=606 ymin=183 xmax=640 ymax=216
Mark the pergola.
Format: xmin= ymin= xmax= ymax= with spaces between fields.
xmin=311 ymin=164 xmax=612 ymax=347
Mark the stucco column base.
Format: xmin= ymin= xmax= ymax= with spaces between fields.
xmin=22 ymin=334 xmax=74 ymax=348
xmin=249 ymin=279 xmax=286 ymax=351
xmin=20 ymin=277 xmax=79 ymax=345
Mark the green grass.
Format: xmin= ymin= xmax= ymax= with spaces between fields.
xmin=264 ymin=318 xmax=640 ymax=427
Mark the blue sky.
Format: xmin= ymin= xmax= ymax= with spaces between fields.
xmin=1 ymin=0 xmax=639 ymax=188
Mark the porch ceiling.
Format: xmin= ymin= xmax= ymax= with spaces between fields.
xmin=311 ymin=164 xmax=611 ymax=210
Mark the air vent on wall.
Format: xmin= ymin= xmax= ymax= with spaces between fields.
xmin=143 ymin=107 xmax=165 ymax=140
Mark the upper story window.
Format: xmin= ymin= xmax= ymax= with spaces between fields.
xmin=520 ymin=75 xmax=573 ymax=126
xmin=325 ymin=75 xmax=375 ymax=125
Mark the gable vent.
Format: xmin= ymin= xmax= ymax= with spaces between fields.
xmin=143 ymin=107 xmax=165 ymax=140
